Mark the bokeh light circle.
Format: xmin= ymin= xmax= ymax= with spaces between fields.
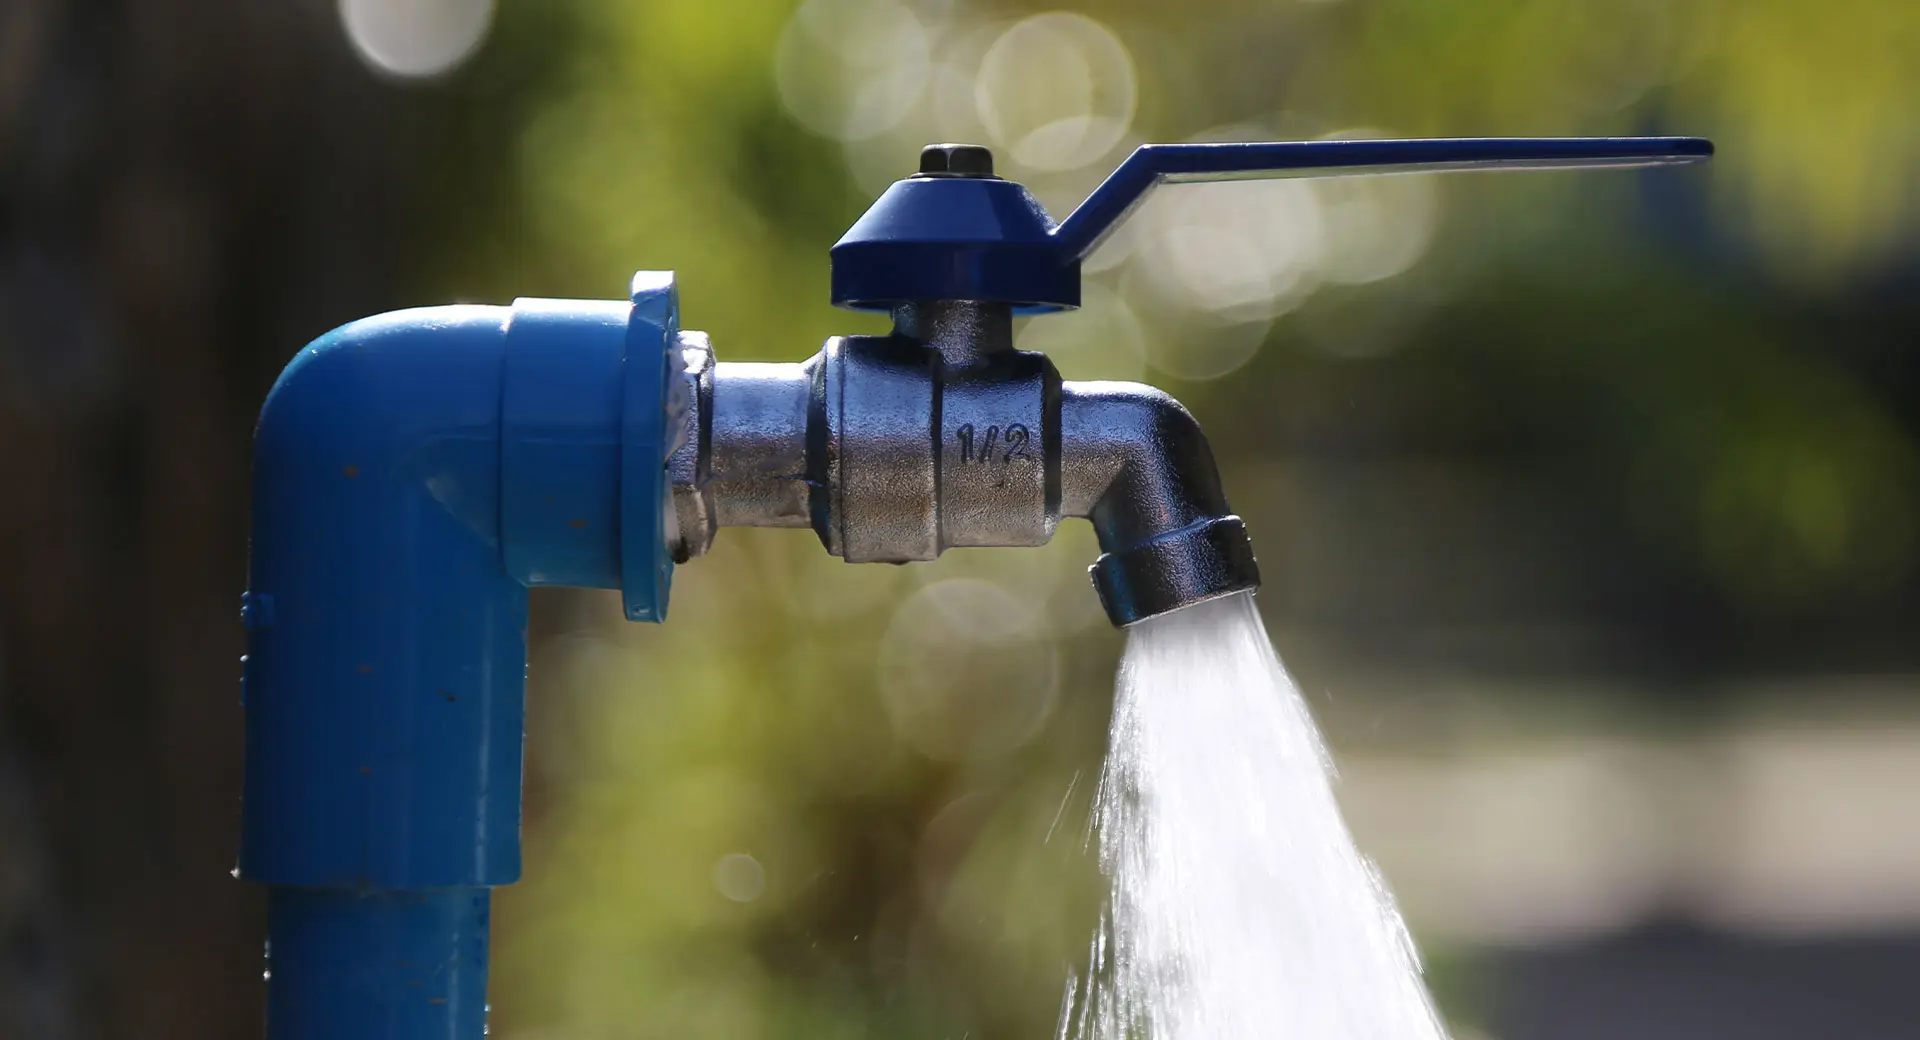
xmin=338 ymin=0 xmax=494 ymax=79
xmin=975 ymin=13 xmax=1136 ymax=172
xmin=1120 ymin=256 xmax=1275 ymax=383
xmin=776 ymin=0 xmax=931 ymax=142
xmin=876 ymin=578 xmax=1059 ymax=762
xmin=1310 ymin=130 xmax=1442 ymax=287
xmin=713 ymin=853 xmax=767 ymax=903
xmin=1133 ymin=124 xmax=1330 ymax=324
xmin=838 ymin=56 xmax=987 ymax=198
xmin=1015 ymin=281 xmax=1147 ymax=382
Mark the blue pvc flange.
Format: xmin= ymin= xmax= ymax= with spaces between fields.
xmin=621 ymin=271 xmax=677 ymax=621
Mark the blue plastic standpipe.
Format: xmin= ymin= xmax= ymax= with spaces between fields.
xmin=830 ymin=136 xmax=1713 ymax=312
xmin=242 ymin=277 xmax=680 ymax=1039
xmin=267 ymin=889 xmax=491 ymax=1036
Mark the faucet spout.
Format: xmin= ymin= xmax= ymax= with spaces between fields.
xmin=1061 ymin=382 xmax=1260 ymax=626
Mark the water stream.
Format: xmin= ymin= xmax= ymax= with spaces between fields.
xmin=1063 ymin=591 xmax=1446 ymax=1040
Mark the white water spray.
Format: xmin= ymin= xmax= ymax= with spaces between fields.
xmin=1065 ymin=591 xmax=1446 ymax=1040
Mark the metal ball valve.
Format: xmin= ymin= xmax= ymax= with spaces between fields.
xmin=665 ymin=289 xmax=1258 ymax=626
xmin=239 ymin=135 xmax=1711 ymax=1037
xmin=666 ymin=138 xmax=1712 ymax=624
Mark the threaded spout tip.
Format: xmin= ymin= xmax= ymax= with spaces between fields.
xmin=1090 ymin=515 xmax=1260 ymax=626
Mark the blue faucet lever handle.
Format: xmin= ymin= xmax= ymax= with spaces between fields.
xmin=1050 ymin=137 xmax=1715 ymax=262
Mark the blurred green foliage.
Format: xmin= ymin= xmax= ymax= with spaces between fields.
xmin=383 ymin=0 xmax=1920 ymax=1035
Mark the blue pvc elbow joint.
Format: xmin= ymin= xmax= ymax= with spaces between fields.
xmin=239 ymin=273 xmax=681 ymax=1038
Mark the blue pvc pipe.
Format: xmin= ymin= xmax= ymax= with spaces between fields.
xmin=267 ymin=889 xmax=490 ymax=1038
xmin=241 ymin=275 xmax=679 ymax=1039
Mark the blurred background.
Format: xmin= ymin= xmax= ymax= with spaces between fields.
xmin=4 ymin=0 xmax=1920 ymax=1037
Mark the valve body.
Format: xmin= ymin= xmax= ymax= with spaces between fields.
xmin=669 ymin=300 xmax=1260 ymax=625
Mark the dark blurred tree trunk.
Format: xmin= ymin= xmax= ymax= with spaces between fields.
xmin=0 ymin=2 xmax=428 ymax=1036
